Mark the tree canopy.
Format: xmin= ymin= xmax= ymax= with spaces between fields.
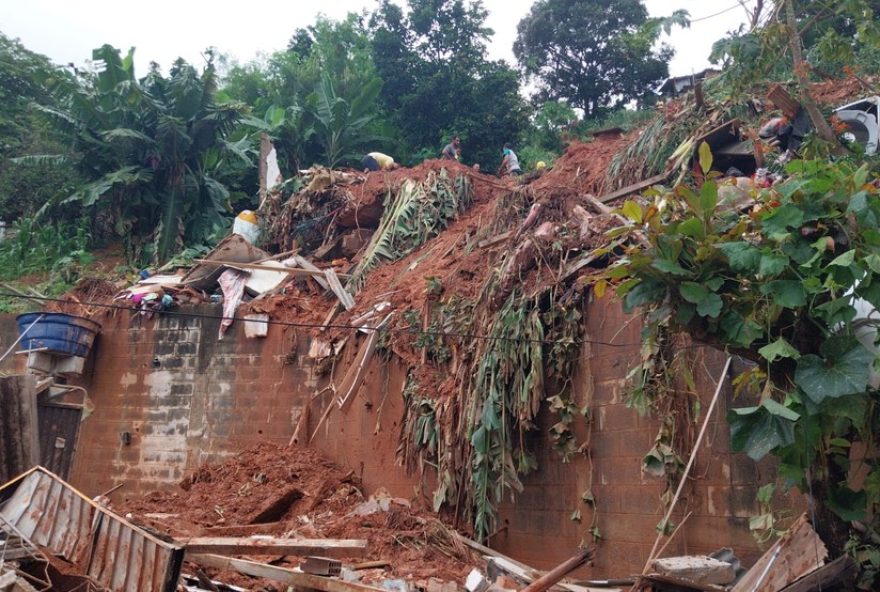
xmin=514 ymin=0 xmax=687 ymax=116
xmin=369 ymin=0 xmax=528 ymax=168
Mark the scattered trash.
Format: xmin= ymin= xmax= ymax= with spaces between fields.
xmin=233 ymin=210 xmax=260 ymax=244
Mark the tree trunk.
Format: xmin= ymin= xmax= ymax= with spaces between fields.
xmin=783 ymin=0 xmax=845 ymax=154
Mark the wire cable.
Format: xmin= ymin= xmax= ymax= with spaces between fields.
xmin=690 ymin=2 xmax=752 ymax=23
xmin=0 ymin=291 xmax=643 ymax=349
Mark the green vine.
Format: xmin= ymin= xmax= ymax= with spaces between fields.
xmin=603 ymin=148 xmax=880 ymax=587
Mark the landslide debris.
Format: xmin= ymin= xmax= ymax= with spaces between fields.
xmin=121 ymin=443 xmax=480 ymax=590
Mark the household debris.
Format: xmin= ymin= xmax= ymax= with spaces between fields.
xmin=0 ymin=466 xmax=184 ymax=592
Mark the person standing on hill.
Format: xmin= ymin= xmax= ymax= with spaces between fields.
xmin=498 ymin=143 xmax=522 ymax=177
xmin=441 ymin=136 xmax=461 ymax=161
xmin=362 ymin=152 xmax=399 ymax=172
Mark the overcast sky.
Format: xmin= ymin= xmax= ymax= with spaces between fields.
xmin=0 ymin=0 xmax=749 ymax=78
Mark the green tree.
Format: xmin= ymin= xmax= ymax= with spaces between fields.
xmin=0 ymin=32 xmax=82 ymax=221
xmin=369 ymin=0 xmax=528 ymax=168
xmin=224 ymin=14 xmax=388 ymax=171
xmin=35 ymin=45 xmax=248 ymax=262
xmin=710 ymin=0 xmax=880 ymax=94
xmin=514 ymin=0 xmax=687 ymax=116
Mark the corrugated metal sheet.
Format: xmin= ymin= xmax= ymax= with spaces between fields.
xmin=0 ymin=467 xmax=184 ymax=592
xmin=37 ymin=403 xmax=82 ymax=480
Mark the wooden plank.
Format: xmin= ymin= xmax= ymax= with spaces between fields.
xmin=291 ymin=255 xmax=333 ymax=289
xmin=597 ymin=172 xmax=670 ymax=204
xmin=731 ymin=514 xmax=827 ymax=592
xmin=181 ymin=537 xmax=367 ymax=558
xmin=477 ymin=231 xmax=513 ymax=249
xmin=779 ymin=555 xmax=857 ymax=592
xmin=323 ymin=269 xmax=355 ymax=310
xmin=767 ymin=84 xmax=802 ymax=119
xmin=198 ymin=522 xmax=284 ymax=537
xmin=190 ymin=554 xmax=386 ymax=592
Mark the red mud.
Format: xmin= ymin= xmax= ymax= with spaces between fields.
xmin=120 ymin=443 xmax=479 ymax=590
xmin=530 ymin=134 xmax=635 ymax=198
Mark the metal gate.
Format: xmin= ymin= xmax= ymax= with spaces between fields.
xmin=36 ymin=402 xmax=82 ymax=480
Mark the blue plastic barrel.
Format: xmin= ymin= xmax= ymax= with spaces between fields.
xmin=15 ymin=313 xmax=101 ymax=358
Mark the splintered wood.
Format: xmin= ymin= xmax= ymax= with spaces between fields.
xmin=731 ymin=514 xmax=827 ymax=592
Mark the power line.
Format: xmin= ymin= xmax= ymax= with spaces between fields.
xmin=0 ymin=291 xmax=642 ymax=349
xmin=690 ymin=2 xmax=750 ymax=23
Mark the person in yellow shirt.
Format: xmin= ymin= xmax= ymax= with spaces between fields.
xmin=362 ymin=152 xmax=399 ymax=172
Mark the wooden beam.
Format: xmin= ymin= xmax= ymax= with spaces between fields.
xmin=180 ymin=537 xmax=367 ymax=558
xmin=767 ymin=84 xmax=802 ymax=119
xmin=520 ymin=549 xmax=593 ymax=592
xmin=189 ymin=554 xmax=386 ymax=592
xmin=193 ymin=259 xmax=350 ymax=280
xmin=779 ymin=555 xmax=857 ymax=592
xmin=596 ymin=172 xmax=670 ymax=204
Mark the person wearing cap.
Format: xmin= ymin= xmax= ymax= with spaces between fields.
xmin=498 ymin=143 xmax=522 ymax=177
xmin=362 ymin=152 xmax=399 ymax=172
xmin=441 ymin=137 xmax=461 ymax=161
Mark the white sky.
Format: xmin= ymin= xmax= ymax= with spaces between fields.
xmin=0 ymin=0 xmax=749 ymax=78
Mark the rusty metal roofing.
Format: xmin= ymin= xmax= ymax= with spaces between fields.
xmin=0 ymin=467 xmax=184 ymax=592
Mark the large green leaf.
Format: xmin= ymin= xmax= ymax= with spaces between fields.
xmin=759 ymin=337 xmax=801 ymax=362
xmin=761 ymin=204 xmax=804 ymax=236
xmin=717 ymin=241 xmax=761 ymax=273
xmin=759 ymin=280 xmax=806 ymax=308
xmin=679 ymin=282 xmax=708 ymax=303
xmin=795 ymin=337 xmax=874 ymax=403
xmin=720 ymin=311 xmax=763 ymax=347
xmin=696 ymin=293 xmax=723 ymax=318
xmin=729 ymin=399 xmax=800 ymax=461
xmin=759 ymin=252 xmax=789 ymax=277
xmin=623 ymin=278 xmax=666 ymax=312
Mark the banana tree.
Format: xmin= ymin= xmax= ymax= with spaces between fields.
xmin=307 ymin=74 xmax=383 ymax=168
xmin=27 ymin=45 xmax=247 ymax=262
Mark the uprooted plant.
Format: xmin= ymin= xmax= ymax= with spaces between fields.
xmin=602 ymin=147 xmax=880 ymax=588
xmin=348 ymin=170 xmax=472 ymax=291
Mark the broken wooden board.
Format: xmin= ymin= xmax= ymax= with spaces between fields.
xmin=454 ymin=534 xmax=617 ymax=592
xmin=778 ymin=555 xmax=857 ymax=592
xmin=181 ymin=536 xmax=367 ymax=558
xmin=767 ymin=84 xmax=802 ymax=119
xmin=198 ymin=522 xmax=284 ymax=537
xmin=190 ymin=554 xmax=385 ymax=592
xmin=596 ymin=172 xmax=670 ymax=204
xmin=731 ymin=514 xmax=827 ymax=592
xmin=335 ymin=312 xmax=393 ymax=410
xmin=324 ymin=268 xmax=355 ymax=310
xmin=289 ymin=255 xmax=332 ymax=289
xmin=138 ymin=274 xmax=184 ymax=286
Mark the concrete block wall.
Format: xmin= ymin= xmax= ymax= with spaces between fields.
xmin=68 ymin=307 xmax=313 ymax=495
xmin=489 ymin=297 xmax=769 ymax=574
xmin=0 ymin=296 xmax=770 ymax=577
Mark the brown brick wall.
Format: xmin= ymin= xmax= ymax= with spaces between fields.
xmin=5 ymin=295 xmax=770 ymax=578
